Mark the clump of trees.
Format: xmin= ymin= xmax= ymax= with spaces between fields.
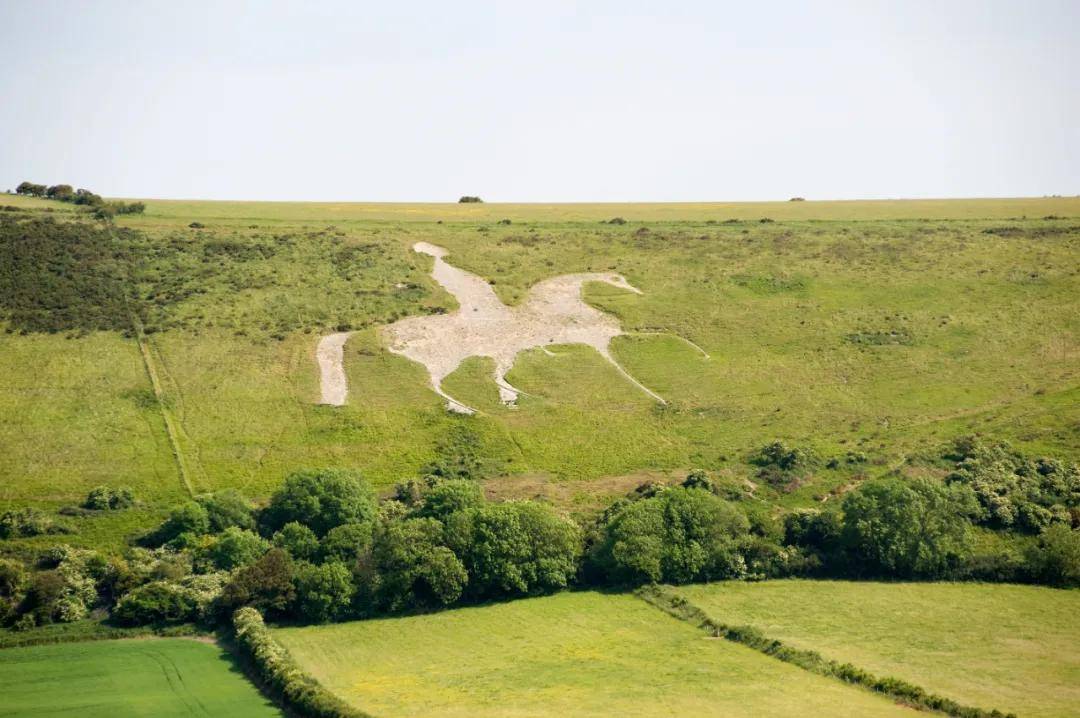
xmin=1 ymin=436 xmax=1077 ymax=633
xmin=458 ymin=196 xmax=483 ymax=203
xmin=15 ymin=180 xmax=144 ymax=218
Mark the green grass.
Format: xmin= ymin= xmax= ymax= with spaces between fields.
xmin=0 ymin=197 xmax=1077 ymax=546
xmin=675 ymin=580 xmax=1080 ymax=718
xmin=0 ymin=638 xmax=282 ymax=717
xmin=274 ymin=590 xmax=916 ymax=717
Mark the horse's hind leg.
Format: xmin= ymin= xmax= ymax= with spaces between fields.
xmin=597 ymin=345 xmax=667 ymax=405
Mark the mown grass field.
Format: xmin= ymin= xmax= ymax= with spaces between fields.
xmin=0 ymin=638 xmax=282 ymax=717
xmin=0 ymin=195 xmax=1077 ymax=548
xmin=274 ymin=590 xmax=916 ymax=717
xmin=675 ymin=580 xmax=1080 ymax=718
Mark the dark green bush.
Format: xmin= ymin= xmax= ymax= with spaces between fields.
xmin=590 ymin=487 xmax=751 ymax=584
xmin=262 ymin=469 xmax=377 ymax=537
xmin=273 ymin=521 xmax=320 ymax=561
xmin=84 ymin=486 xmax=135 ymax=511
xmin=294 ymin=561 xmax=354 ymax=623
xmin=113 ymin=581 xmax=196 ymax=626
xmin=197 ymin=489 xmax=256 ymax=532
xmin=446 ymin=501 xmax=582 ymax=598
xmin=364 ymin=517 xmax=467 ymax=612
xmin=220 ymin=548 xmax=296 ymax=617
xmin=840 ymin=478 xmax=972 ymax=578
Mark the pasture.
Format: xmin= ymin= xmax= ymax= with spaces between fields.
xmin=675 ymin=580 xmax=1080 ymax=718
xmin=273 ymin=590 xmax=916 ymax=717
xmin=0 ymin=196 xmax=1078 ymax=548
xmin=0 ymin=638 xmax=282 ymax=717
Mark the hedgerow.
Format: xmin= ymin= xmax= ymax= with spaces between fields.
xmin=232 ymin=606 xmax=372 ymax=718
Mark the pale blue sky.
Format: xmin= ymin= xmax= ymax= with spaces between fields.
xmin=1 ymin=1 xmax=1077 ymax=202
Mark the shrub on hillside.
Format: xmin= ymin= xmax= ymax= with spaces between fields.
xmin=319 ymin=522 xmax=374 ymax=565
xmin=414 ymin=478 xmax=485 ymax=520
xmin=362 ymin=517 xmax=467 ymax=612
xmin=273 ymin=521 xmax=320 ymax=562
xmin=262 ymin=469 xmax=377 ymax=537
xmin=196 ymin=527 xmax=269 ymax=571
xmin=220 ymin=548 xmax=297 ymax=617
xmin=446 ymin=501 xmax=582 ymax=598
xmin=293 ymin=561 xmax=354 ymax=623
xmin=1024 ymin=524 xmax=1080 ymax=586
xmin=197 ymin=489 xmax=256 ymax=532
xmin=0 ymin=507 xmax=68 ymax=539
xmin=590 ymin=487 xmax=751 ymax=585
xmin=840 ymin=478 xmax=973 ymax=578
xmin=84 ymin=486 xmax=135 ymax=511
xmin=113 ymin=581 xmax=197 ymax=625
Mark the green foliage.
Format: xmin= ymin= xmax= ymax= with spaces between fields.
xmin=112 ymin=581 xmax=197 ymax=625
xmin=262 ymin=469 xmax=377 ymax=537
xmin=154 ymin=501 xmax=211 ymax=544
xmin=84 ymin=485 xmax=135 ymax=511
xmin=0 ymin=507 xmax=65 ymax=539
xmin=944 ymin=437 xmax=1079 ymax=533
xmin=273 ymin=521 xmax=320 ymax=561
xmin=415 ymin=478 xmax=485 ymax=520
xmin=293 ymin=561 xmax=354 ymax=623
xmin=232 ymin=606 xmax=373 ymax=718
xmin=197 ymin=489 xmax=256 ymax=532
xmin=591 ymin=487 xmax=751 ymax=584
xmin=840 ymin=478 xmax=972 ymax=578
xmin=1025 ymin=524 xmax=1080 ymax=586
xmin=198 ymin=527 xmax=269 ymax=571
xmin=446 ymin=501 xmax=582 ymax=598
xmin=319 ymin=522 xmax=373 ymax=564
xmin=220 ymin=548 xmax=297 ymax=618
xmin=365 ymin=517 xmax=467 ymax=611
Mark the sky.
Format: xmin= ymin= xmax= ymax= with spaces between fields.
xmin=1 ymin=1 xmax=1077 ymax=202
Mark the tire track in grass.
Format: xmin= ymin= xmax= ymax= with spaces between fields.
xmin=103 ymin=221 xmax=197 ymax=499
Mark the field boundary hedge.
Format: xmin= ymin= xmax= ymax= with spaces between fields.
xmin=636 ymin=585 xmax=1015 ymax=718
xmin=231 ymin=607 xmax=374 ymax=718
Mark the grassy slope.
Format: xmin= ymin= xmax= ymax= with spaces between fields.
xmin=274 ymin=591 xmax=915 ymax=718
xmin=0 ymin=196 xmax=1077 ymax=546
xmin=0 ymin=638 xmax=282 ymax=717
xmin=675 ymin=580 xmax=1080 ymax=718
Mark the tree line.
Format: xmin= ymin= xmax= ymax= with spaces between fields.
xmin=15 ymin=180 xmax=144 ymax=219
xmin=0 ymin=436 xmax=1076 ymax=630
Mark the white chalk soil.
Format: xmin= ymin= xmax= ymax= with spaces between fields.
xmin=318 ymin=242 xmax=686 ymax=412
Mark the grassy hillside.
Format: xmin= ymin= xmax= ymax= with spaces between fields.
xmin=0 ymin=638 xmax=282 ymax=717
xmin=0 ymin=196 xmax=1077 ymax=548
xmin=274 ymin=590 xmax=916 ymax=717
xmin=675 ymin=580 xmax=1080 ymax=718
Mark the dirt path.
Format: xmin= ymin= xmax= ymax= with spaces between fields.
xmin=316 ymin=332 xmax=352 ymax=405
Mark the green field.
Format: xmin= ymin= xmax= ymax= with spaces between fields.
xmin=0 ymin=638 xmax=282 ymax=717
xmin=274 ymin=590 xmax=917 ymax=717
xmin=675 ymin=580 xmax=1080 ymax=718
xmin=2 ymin=195 xmax=1078 ymax=549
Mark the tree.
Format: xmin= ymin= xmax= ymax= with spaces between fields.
xmin=16 ymin=181 xmax=46 ymax=197
xmin=840 ymin=478 xmax=972 ymax=578
xmin=319 ymin=522 xmax=374 ymax=564
xmin=262 ymin=469 xmax=377 ymax=536
xmin=219 ymin=548 xmax=297 ymax=616
xmin=366 ymin=518 xmax=467 ymax=611
xmin=199 ymin=527 xmax=269 ymax=571
xmin=113 ymin=582 xmax=196 ymax=625
xmin=154 ymin=501 xmax=211 ymax=544
xmin=197 ymin=489 xmax=255 ymax=532
xmin=293 ymin=561 xmax=354 ymax=622
xmin=591 ymin=487 xmax=751 ymax=585
xmin=1025 ymin=525 xmax=1080 ymax=586
xmin=273 ymin=521 xmax=320 ymax=561
xmin=415 ymin=479 xmax=485 ymax=520
xmin=446 ymin=501 xmax=581 ymax=598
xmin=45 ymin=184 xmax=74 ymax=201
xmin=458 ymin=196 xmax=483 ymax=203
